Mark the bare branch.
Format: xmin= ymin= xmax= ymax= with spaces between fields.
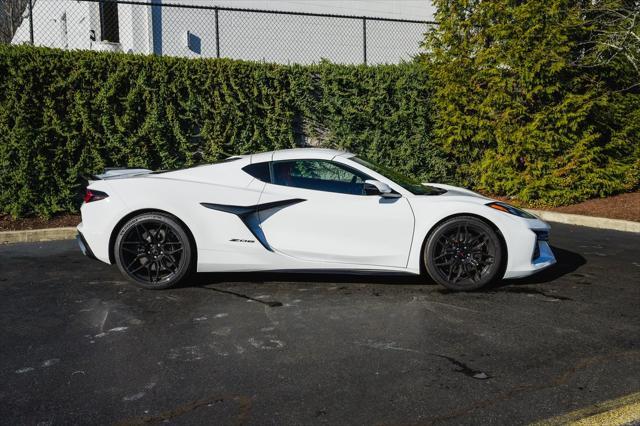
xmin=576 ymin=2 xmax=640 ymax=76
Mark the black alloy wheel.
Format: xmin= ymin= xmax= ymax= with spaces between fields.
xmin=424 ymin=216 xmax=504 ymax=291
xmin=115 ymin=213 xmax=193 ymax=289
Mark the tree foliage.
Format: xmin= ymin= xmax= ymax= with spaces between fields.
xmin=423 ymin=0 xmax=639 ymax=206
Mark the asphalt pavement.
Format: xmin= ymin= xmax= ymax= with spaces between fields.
xmin=0 ymin=223 xmax=638 ymax=425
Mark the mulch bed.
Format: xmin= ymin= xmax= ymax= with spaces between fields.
xmin=492 ymin=191 xmax=640 ymax=222
xmin=1 ymin=191 xmax=638 ymax=232
xmin=543 ymin=191 xmax=640 ymax=222
xmin=0 ymin=214 xmax=81 ymax=232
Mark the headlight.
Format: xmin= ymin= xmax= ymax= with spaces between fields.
xmin=486 ymin=202 xmax=537 ymax=219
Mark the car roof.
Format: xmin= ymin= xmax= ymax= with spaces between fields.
xmin=249 ymin=148 xmax=353 ymax=163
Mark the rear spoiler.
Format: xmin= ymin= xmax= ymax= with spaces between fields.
xmin=79 ymin=157 xmax=239 ymax=182
xmin=80 ymin=168 xmax=154 ymax=182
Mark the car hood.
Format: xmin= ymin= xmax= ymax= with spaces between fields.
xmin=423 ymin=183 xmax=494 ymax=203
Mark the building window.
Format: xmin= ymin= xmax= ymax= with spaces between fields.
xmin=99 ymin=2 xmax=120 ymax=42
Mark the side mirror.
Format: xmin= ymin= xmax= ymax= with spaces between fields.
xmin=364 ymin=180 xmax=401 ymax=198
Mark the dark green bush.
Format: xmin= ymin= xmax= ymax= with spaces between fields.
xmin=0 ymin=45 xmax=445 ymax=218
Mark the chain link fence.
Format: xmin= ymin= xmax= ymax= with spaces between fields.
xmin=3 ymin=0 xmax=434 ymax=65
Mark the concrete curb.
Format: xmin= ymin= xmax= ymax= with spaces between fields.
xmin=527 ymin=210 xmax=640 ymax=233
xmin=0 ymin=210 xmax=638 ymax=245
xmin=0 ymin=227 xmax=77 ymax=244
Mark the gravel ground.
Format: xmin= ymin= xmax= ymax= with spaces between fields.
xmin=0 ymin=214 xmax=80 ymax=231
xmin=545 ymin=191 xmax=640 ymax=222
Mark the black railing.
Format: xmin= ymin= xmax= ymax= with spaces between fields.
xmin=4 ymin=0 xmax=435 ymax=65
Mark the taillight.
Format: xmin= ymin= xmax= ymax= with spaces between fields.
xmin=84 ymin=189 xmax=109 ymax=203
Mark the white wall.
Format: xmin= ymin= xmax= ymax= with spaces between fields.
xmin=12 ymin=0 xmax=92 ymax=49
xmin=158 ymin=0 xmax=434 ymax=63
xmin=179 ymin=1 xmax=435 ymax=21
xmin=118 ymin=3 xmax=153 ymax=54
xmin=11 ymin=0 xmax=151 ymax=53
xmin=13 ymin=0 xmax=435 ymax=64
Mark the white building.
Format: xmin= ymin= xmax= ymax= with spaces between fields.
xmin=12 ymin=0 xmax=435 ymax=64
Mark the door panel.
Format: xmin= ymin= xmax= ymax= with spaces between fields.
xmin=258 ymin=184 xmax=415 ymax=268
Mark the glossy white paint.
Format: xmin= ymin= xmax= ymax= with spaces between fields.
xmin=78 ymin=148 xmax=556 ymax=279
xmin=258 ymin=183 xmax=414 ymax=267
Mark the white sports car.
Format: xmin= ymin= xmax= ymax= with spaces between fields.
xmin=77 ymin=148 xmax=556 ymax=291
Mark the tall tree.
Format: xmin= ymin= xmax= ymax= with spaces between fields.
xmin=422 ymin=0 xmax=639 ymax=205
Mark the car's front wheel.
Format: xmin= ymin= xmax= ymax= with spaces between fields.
xmin=424 ymin=216 xmax=504 ymax=291
xmin=114 ymin=213 xmax=193 ymax=289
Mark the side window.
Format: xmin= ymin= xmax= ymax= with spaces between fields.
xmin=272 ymin=160 xmax=369 ymax=195
xmin=242 ymin=162 xmax=271 ymax=182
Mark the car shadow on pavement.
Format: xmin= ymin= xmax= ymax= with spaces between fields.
xmin=191 ymin=271 xmax=426 ymax=287
xmin=495 ymin=246 xmax=587 ymax=288
xmin=189 ymin=246 xmax=586 ymax=290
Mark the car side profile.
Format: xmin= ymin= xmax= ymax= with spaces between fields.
xmin=77 ymin=148 xmax=556 ymax=291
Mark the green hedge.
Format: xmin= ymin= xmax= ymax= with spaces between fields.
xmin=0 ymin=45 xmax=447 ymax=218
xmin=1 ymin=42 xmax=638 ymax=218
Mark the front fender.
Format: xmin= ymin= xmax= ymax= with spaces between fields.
xmin=406 ymin=199 xmax=544 ymax=277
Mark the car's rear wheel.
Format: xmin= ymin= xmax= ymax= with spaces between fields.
xmin=424 ymin=216 xmax=504 ymax=291
xmin=114 ymin=213 xmax=193 ymax=289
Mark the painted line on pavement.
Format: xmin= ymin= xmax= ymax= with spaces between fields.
xmin=532 ymin=391 xmax=640 ymax=425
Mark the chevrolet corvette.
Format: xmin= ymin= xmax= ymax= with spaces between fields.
xmin=77 ymin=148 xmax=556 ymax=291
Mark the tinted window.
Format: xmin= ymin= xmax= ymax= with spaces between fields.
xmin=271 ymin=160 xmax=370 ymax=195
xmin=242 ymin=162 xmax=271 ymax=182
xmin=351 ymin=156 xmax=446 ymax=196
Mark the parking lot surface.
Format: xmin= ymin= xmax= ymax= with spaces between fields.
xmin=0 ymin=223 xmax=639 ymax=425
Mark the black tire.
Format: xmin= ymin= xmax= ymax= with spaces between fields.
xmin=114 ymin=213 xmax=193 ymax=289
xmin=424 ymin=216 xmax=504 ymax=291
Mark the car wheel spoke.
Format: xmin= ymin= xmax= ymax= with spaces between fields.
xmin=452 ymin=264 xmax=463 ymax=284
xmin=122 ymin=247 xmax=139 ymax=255
xmin=129 ymin=261 xmax=147 ymax=274
xmin=126 ymin=254 xmax=145 ymax=270
xmin=154 ymin=262 xmax=161 ymax=282
xmin=433 ymin=252 xmax=452 ymax=261
xmin=147 ymin=262 xmax=154 ymax=282
xmin=164 ymin=255 xmax=178 ymax=272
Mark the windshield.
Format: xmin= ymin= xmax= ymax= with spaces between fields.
xmin=351 ymin=156 xmax=446 ymax=196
